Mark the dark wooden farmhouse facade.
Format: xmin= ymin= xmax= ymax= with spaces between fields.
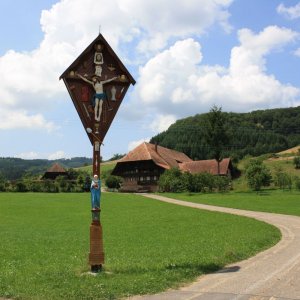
xmin=112 ymin=142 xmax=192 ymax=192
xmin=112 ymin=142 xmax=234 ymax=192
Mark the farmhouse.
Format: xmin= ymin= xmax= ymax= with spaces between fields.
xmin=42 ymin=163 xmax=67 ymax=180
xmin=112 ymin=142 xmax=233 ymax=192
xmin=112 ymin=142 xmax=192 ymax=192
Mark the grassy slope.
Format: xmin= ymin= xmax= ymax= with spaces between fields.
xmin=233 ymin=151 xmax=300 ymax=191
xmin=77 ymin=161 xmax=116 ymax=175
xmin=0 ymin=193 xmax=280 ymax=300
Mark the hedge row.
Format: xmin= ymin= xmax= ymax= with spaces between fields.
xmin=158 ymin=168 xmax=231 ymax=193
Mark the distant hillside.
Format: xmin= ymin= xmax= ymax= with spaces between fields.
xmin=0 ymin=157 xmax=92 ymax=180
xmin=150 ymin=106 xmax=300 ymax=160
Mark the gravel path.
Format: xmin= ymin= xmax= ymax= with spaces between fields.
xmin=131 ymin=194 xmax=300 ymax=300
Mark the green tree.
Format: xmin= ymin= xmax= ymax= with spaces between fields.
xmin=293 ymin=156 xmax=300 ymax=169
xmin=274 ymin=168 xmax=292 ymax=190
xmin=56 ymin=175 xmax=68 ymax=192
xmin=43 ymin=179 xmax=59 ymax=193
xmin=84 ymin=176 xmax=91 ymax=192
xmin=158 ymin=168 xmax=185 ymax=192
xmin=67 ymin=168 xmax=78 ymax=180
xmin=204 ymin=105 xmax=229 ymax=174
xmin=294 ymin=176 xmax=300 ymax=190
xmin=214 ymin=175 xmax=231 ymax=192
xmin=15 ymin=180 xmax=28 ymax=192
xmin=245 ymin=159 xmax=272 ymax=191
xmin=0 ymin=172 xmax=6 ymax=192
xmin=105 ymin=175 xmax=122 ymax=189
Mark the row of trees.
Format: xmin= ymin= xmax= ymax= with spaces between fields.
xmin=0 ymin=166 xmax=92 ymax=192
xmin=245 ymin=159 xmax=300 ymax=191
xmin=158 ymin=168 xmax=231 ymax=193
xmin=0 ymin=167 xmax=123 ymax=193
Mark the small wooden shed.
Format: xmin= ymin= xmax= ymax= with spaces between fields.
xmin=42 ymin=163 xmax=67 ymax=180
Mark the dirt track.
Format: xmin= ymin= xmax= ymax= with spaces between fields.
xmin=132 ymin=194 xmax=300 ymax=300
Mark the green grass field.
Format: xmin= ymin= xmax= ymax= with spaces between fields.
xmin=162 ymin=190 xmax=300 ymax=216
xmin=0 ymin=193 xmax=280 ymax=299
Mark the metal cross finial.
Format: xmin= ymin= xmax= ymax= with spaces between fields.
xmin=99 ymin=25 xmax=101 ymax=34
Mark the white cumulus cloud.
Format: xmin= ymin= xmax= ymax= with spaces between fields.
xmin=294 ymin=48 xmax=300 ymax=57
xmin=150 ymin=114 xmax=177 ymax=133
xmin=277 ymin=2 xmax=300 ymax=19
xmin=0 ymin=0 xmax=234 ymax=133
xmin=0 ymin=109 xmax=58 ymax=132
xmin=128 ymin=138 xmax=150 ymax=151
xmin=123 ymin=0 xmax=233 ymax=52
xmin=16 ymin=152 xmax=40 ymax=160
xmin=135 ymin=26 xmax=300 ymax=119
xmin=48 ymin=150 xmax=66 ymax=160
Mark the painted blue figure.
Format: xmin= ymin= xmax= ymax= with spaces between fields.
xmin=90 ymin=174 xmax=101 ymax=209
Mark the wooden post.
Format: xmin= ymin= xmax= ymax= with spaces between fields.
xmin=89 ymin=136 xmax=104 ymax=272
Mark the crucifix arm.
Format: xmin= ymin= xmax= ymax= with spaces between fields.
xmin=102 ymin=76 xmax=118 ymax=84
xmin=77 ymin=74 xmax=93 ymax=85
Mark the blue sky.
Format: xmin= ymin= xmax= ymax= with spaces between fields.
xmin=0 ymin=0 xmax=300 ymax=160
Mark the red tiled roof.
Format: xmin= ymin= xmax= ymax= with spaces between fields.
xmin=119 ymin=142 xmax=192 ymax=169
xmin=46 ymin=163 xmax=66 ymax=173
xmin=179 ymin=158 xmax=231 ymax=175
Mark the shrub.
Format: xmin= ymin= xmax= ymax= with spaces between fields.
xmin=245 ymin=159 xmax=272 ymax=191
xmin=214 ymin=176 xmax=231 ymax=192
xmin=0 ymin=182 xmax=6 ymax=192
xmin=274 ymin=168 xmax=292 ymax=190
xmin=84 ymin=176 xmax=91 ymax=192
xmin=56 ymin=175 xmax=68 ymax=192
xmin=42 ymin=179 xmax=59 ymax=193
xmin=182 ymin=172 xmax=214 ymax=193
xmin=159 ymin=168 xmax=231 ymax=193
xmin=293 ymin=156 xmax=300 ymax=169
xmin=294 ymin=176 xmax=300 ymax=190
xmin=15 ymin=180 xmax=28 ymax=192
xmin=29 ymin=182 xmax=44 ymax=192
xmin=105 ymin=175 xmax=122 ymax=189
xmin=0 ymin=172 xmax=7 ymax=192
xmin=158 ymin=168 xmax=185 ymax=192
xmin=194 ymin=173 xmax=215 ymax=192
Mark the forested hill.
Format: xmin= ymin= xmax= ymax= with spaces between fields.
xmin=0 ymin=157 xmax=92 ymax=180
xmin=150 ymin=106 xmax=300 ymax=160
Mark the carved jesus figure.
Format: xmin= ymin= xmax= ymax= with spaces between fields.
xmin=77 ymin=74 xmax=117 ymax=121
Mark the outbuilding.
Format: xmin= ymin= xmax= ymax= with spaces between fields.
xmin=42 ymin=163 xmax=67 ymax=180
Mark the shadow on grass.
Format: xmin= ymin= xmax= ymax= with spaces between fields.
xmin=112 ymin=262 xmax=231 ymax=276
xmin=165 ymin=262 xmax=222 ymax=274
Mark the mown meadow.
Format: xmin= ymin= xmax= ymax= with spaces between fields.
xmin=162 ymin=190 xmax=300 ymax=216
xmin=0 ymin=192 xmax=280 ymax=299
